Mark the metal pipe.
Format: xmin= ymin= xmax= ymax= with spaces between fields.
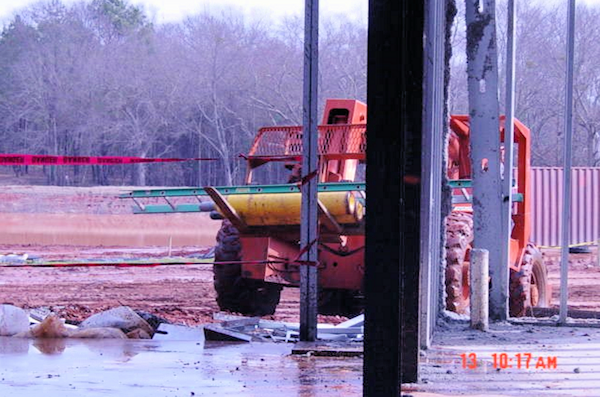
xmin=560 ymin=0 xmax=576 ymax=324
xmin=470 ymin=249 xmax=489 ymax=331
xmin=501 ymin=0 xmax=516 ymax=318
xmin=299 ymin=0 xmax=319 ymax=342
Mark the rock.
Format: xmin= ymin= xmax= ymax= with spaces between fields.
xmin=15 ymin=315 xmax=72 ymax=338
xmin=70 ymin=327 xmax=128 ymax=339
xmin=0 ymin=304 xmax=30 ymax=336
xmin=134 ymin=311 xmax=169 ymax=332
xmin=80 ymin=306 xmax=153 ymax=336
xmin=126 ymin=328 xmax=152 ymax=339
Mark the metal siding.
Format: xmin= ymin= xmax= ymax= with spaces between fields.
xmin=531 ymin=167 xmax=600 ymax=247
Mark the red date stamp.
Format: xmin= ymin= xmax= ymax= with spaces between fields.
xmin=460 ymin=352 xmax=558 ymax=370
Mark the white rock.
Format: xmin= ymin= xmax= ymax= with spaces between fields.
xmin=0 ymin=305 xmax=30 ymax=336
xmin=80 ymin=306 xmax=153 ymax=336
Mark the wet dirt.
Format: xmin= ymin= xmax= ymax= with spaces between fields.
xmin=0 ymin=185 xmax=598 ymax=326
xmin=0 ymin=260 xmax=345 ymax=326
xmin=542 ymin=248 xmax=600 ymax=312
xmin=0 ymin=186 xmax=346 ymax=326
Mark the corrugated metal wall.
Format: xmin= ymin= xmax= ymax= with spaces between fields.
xmin=531 ymin=167 xmax=600 ymax=247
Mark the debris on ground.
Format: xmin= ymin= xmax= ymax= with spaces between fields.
xmin=203 ymin=323 xmax=254 ymax=342
xmin=153 ymin=323 xmax=204 ymax=341
xmin=291 ymin=341 xmax=364 ymax=356
xmin=0 ymin=304 xmax=30 ymax=336
xmin=71 ymin=327 xmax=128 ymax=339
xmin=16 ymin=315 xmax=72 ymax=338
xmin=1 ymin=306 xmax=165 ymax=340
xmin=207 ymin=312 xmax=364 ymax=343
xmin=14 ymin=314 xmax=128 ymax=339
xmin=79 ymin=306 xmax=155 ymax=337
xmin=0 ymin=254 xmax=30 ymax=264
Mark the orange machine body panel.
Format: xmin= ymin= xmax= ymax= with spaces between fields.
xmin=239 ymin=99 xmax=366 ymax=290
xmin=448 ymin=115 xmax=532 ymax=271
xmin=240 ymin=101 xmax=533 ymax=287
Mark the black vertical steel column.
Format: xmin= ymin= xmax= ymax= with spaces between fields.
xmin=364 ymin=0 xmax=424 ymax=393
xmin=299 ymin=0 xmax=319 ymax=342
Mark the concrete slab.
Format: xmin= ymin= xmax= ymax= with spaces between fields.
xmin=410 ymin=321 xmax=600 ymax=396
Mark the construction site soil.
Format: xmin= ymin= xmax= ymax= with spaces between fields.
xmin=0 ymin=186 xmax=347 ymax=326
xmin=0 ymin=185 xmax=598 ymax=326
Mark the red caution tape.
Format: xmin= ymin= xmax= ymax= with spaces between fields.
xmin=0 ymin=259 xmax=289 ymax=268
xmin=0 ymin=154 xmax=217 ymax=166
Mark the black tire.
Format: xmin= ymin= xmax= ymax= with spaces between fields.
xmin=509 ymin=243 xmax=550 ymax=317
xmin=444 ymin=212 xmax=473 ymax=314
xmin=213 ymin=220 xmax=282 ymax=316
xmin=318 ymin=288 xmax=364 ymax=317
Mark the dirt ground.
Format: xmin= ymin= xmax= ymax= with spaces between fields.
xmin=0 ymin=185 xmax=598 ymax=326
xmin=0 ymin=252 xmax=322 ymax=326
xmin=0 ymin=185 xmax=346 ymax=326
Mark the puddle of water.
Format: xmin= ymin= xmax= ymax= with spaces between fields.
xmin=0 ymin=337 xmax=363 ymax=396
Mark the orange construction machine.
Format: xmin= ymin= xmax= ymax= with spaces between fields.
xmin=123 ymin=99 xmax=550 ymax=317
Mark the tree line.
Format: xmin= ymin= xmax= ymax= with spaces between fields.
xmin=0 ymin=0 xmax=366 ymax=186
xmin=449 ymin=0 xmax=600 ymax=167
xmin=0 ymin=0 xmax=597 ymax=187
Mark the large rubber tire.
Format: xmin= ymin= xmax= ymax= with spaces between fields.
xmin=318 ymin=288 xmax=364 ymax=317
xmin=445 ymin=212 xmax=473 ymax=314
xmin=213 ymin=220 xmax=282 ymax=316
xmin=509 ymin=243 xmax=550 ymax=317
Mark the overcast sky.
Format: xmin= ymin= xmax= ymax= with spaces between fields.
xmin=0 ymin=0 xmax=368 ymax=26
xmin=1 ymin=0 xmax=599 ymax=28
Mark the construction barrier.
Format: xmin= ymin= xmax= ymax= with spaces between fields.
xmin=0 ymin=154 xmax=216 ymax=166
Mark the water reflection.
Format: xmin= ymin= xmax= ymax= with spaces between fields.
xmin=0 ymin=337 xmax=29 ymax=354
xmin=296 ymin=356 xmax=319 ymax=397
xmin=294 ymin=354 xmax=363 ymax=397
xmin=0 ymin=336 xmax=148 ymax=362
xmin=33 ymin=339 xmax=66 ymax=355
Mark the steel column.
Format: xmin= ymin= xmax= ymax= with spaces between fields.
xmin=501 ymin=0 xmax=516 ymax=317
xmin=560 ymin=0 xmax=576 ymax=325
xmin=364 ymin=0 xmax=423 ymax=393
xmin=420 ymin=0 xmax=446 ymax=349
xmin=299 ymin=0 xmax=319 ymax=342
xmin=465 ymin=0 xmax=505 ymax=321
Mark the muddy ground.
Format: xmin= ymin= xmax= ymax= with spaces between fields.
xmin=0 ymin=185 xmax=348 ymax=326
xmin=0 ymin=185 xmax=598 ymax=326
xmin=0 ymin=250 xmax=329 ymax=326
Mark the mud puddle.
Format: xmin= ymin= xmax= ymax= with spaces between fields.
xmin=0 ymin=336 xmax=362 ymax=396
